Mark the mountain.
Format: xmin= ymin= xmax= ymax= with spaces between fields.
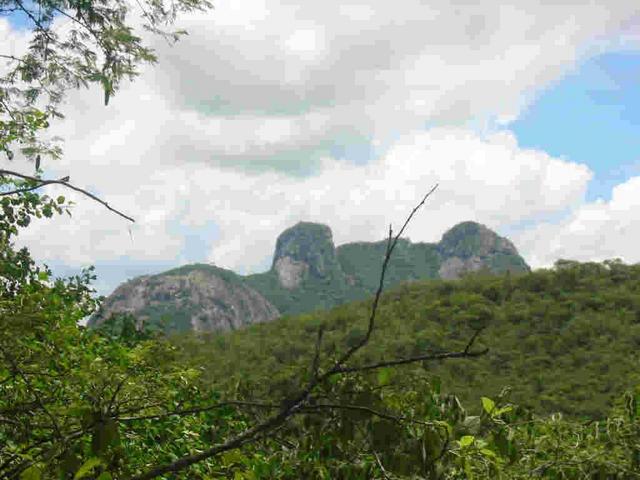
xmin=89 ymin=221 xmax=530 ymax=333
xmin=89 ymin=264 xmax=279 ymax=332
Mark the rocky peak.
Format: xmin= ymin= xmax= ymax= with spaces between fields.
xmin=92 ymin=219 xmax=530 ymax=334
xmin=437 ymin=221 xmax=518 ymax=258
xmin=271 ymin=222 xmax=342 ymax=288
xmin=436 ymin=221 xmax=526 ymax=280
xmin=89 ymin=264 xmax=279 ymax=333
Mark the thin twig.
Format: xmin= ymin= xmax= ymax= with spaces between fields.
xmin=299 ymin=402 xmax=433 ymax=427
xmin=334 ymin=329 xmax=488 ymax=375
xmin=0 ymin=169 xmax=134 ymax=222
xmin=374 ymin=450 xmax=391 ymax=480
xmin=130 ymin=185 xmax=442 ymax=480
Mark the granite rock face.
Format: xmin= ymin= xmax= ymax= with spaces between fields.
xmin=93 ymin=220 xmax=530 ymax=333
xmin=438 ymin=256 xmax=484 ymax=280
xmin=437 ymin=221 xmax=519 ymax=258
xmin=89 ymin=265 xmax=280 ymax=333
xmin=271 ymin=222 xmax=342 ymax=284
xmin=436 ymin=222 xmax=529 ymax=280
xmin=273 ymin=256 xmax=309 ymax=289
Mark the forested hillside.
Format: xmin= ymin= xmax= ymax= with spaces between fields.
xmin=172 ymin=258 xmax=640 ymax=420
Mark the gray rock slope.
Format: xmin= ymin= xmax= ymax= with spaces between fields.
xmin=90 ymin=221 xmax=530 ymax=333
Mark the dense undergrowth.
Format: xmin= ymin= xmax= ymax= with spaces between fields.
xmin=3 ymin=183 xmax=640 ymax=478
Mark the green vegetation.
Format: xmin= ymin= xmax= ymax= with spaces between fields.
xmin=4 ymin=168 xmax=640 ymax=478
xmin=3 ymin=172 xmax=640 ymax=479
xmin=336 ymin=238 xmax=442 ymax=290
xmin=94 ymin=220 xmax=532 ymax=330
xmin=176 ymin=258 xmax=640 ymax=421
xmin=5 ymin=217 xmax=640 ymax=478
xmin=3 ymin=1 xmax=640 ymax=477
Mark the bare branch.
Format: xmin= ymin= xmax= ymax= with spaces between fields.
xmin=299 ymin=402 xmax=434 ymax=427
xmin=130 ymin=184 xmax=441 ymax=480
xmin=331 ymin=184 xmax=439 ymax=368
xmin=0 ymin=169 xmax=135 ymax=222
xmin=464 ymin=327 xmax=485 ymax=354
xmin=309 ymin=324 xmax=325 ymax=382
xmin=333 ymin=329 xmax=488 ymax=375
xmin=333 ymin=347 xmax=488 ymax=375
xmin=374 ymin=451 xmax=392 ymax=480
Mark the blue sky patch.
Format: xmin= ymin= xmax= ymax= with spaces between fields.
xmin=510 ymin=51 xmax=640 ymax=202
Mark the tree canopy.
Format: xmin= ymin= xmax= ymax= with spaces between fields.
xmin=2 ymin=1 xmax=640 ymax=478
xmin=1 ymin=0 xmax=212 ymax=166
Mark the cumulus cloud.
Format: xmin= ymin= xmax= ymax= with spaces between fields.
xmin=513 ymin=176 xmax=640 ymax=269
xmin=16 ymin=127 xmax=594 ymax=274
xmin=151 ymin=0 xmax=638 ymax=147
xmin=3 ymin=1 xmax=640 ymax=294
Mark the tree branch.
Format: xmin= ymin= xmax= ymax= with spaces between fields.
xmin=299 ymin=402 xmax=434 ymax=427
xmin=0 ymin=169 xmax=134 ymax=222
xmin=333 ymin=328 xmax=488 ymax=375
xmin=117 ymin=400 xmax=281 ymax=423
xmin=373 ymin=450 xmax=392 ymax=480
xmin=130 ymin=184 xmax=483 ymax=480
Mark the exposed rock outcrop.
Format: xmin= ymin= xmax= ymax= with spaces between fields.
xmin=93 ymin=220 xmax=530 ymax=334
xmin=438 ymin=256 xmax=484 ymax=280
xmin=436 ymin=221 xmax=530 ymax=279
xmin=273 ymin=256 xmax=309 ymax=289
xmin=437 ymin=221 xmax=519 ymax=258
xmin=271 ymin=222 xmax=343 ymax=284
xmin=89 ymin=265 xmax=279 ymax=332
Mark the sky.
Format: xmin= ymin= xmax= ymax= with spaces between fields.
xmin=1 ymin=1 xmax=640 ymax=297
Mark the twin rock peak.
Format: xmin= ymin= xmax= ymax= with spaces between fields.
xmin=90 ymin=221 xmax=530 ymax=333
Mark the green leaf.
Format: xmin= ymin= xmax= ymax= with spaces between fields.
xmin=434 ymin=420 xmax=453 ymax=436
xmin=480 ymin=448 xmax=497 ymax=458
xmin=74 ymin=458 xmax=102 ymax=479
xmin=495 ymin=405 xmax=513 ymax=416
xmin=96 ymin=473 xmax=112 ymax=480
xmin=377 ymin=367 xmax=392 ymax=386
xmin=57 ymin=195 xmax=65 ymax=204
xmin=221 ymin=450 xmax=246 ymax=467
xmin=20 ymin=465 xmax=42 ymax=480
xmin=481 ymin=397 xmax=495 ymax=415
xmin=458 ymin=435 xmax=475 ymax=448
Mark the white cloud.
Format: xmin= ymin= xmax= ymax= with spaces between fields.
xmin=3 ymin=1 xmax=640 ymax=294
xmin=16 ymin=127 xmax=595 ymax=276
xmin=136 ymin=0 xmax=640 ymax=166
xmin=513 ymin=176 xmax=640 ymax=269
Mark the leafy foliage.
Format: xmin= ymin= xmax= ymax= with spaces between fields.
xmin=3 ymin=2 xmax=640 ymax=478
xmin=176 ymin=259 xmax=640 ymax=420
xmin=0 ymin=180 xmax=232 ymax=478
xmin=2 ymin=174 xmax=640 ymax=480
xmin=1 ymin=0 xmax=213 ymax=164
